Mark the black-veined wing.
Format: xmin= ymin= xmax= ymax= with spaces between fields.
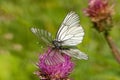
xmin=44 ymin=49 xmax=65 ymax=65
xmin=56 ymin=11 xmax=84 ymax=46
xmin=62 ymin=48 xmax=88 ymax=60
xmin=31 ymin=27 xmax=53 ymax=46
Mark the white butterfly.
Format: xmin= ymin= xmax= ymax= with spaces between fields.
xmin=31 ymin=11 xmax=88 ymax=64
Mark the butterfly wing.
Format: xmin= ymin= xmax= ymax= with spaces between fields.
xmin=62 ymin=48 xmax=88 ymax=60
xmin=56 ymin=11 xmax=84 ymax=46
xmin=31 ymin=27 xmax=53 ymax=46
xmin=44 ymin=49 xmax=65 ymax=65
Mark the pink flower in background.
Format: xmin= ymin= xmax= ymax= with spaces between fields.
xmin=35 ymin=47 xmax=74 ymax=80
xmin=84 ymin=0 xmax=113 ymax=21
xmin=84 ymin=0 xmax=120 ymax=64
xmin=84 ymin=0 xmax=114 ymax=31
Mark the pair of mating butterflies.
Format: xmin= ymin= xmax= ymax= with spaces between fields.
xmin=31 ymin=11 xmax=88 ymax=65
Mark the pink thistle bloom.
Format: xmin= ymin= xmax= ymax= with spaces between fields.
xmin=84 ymin=0 xmax=113 ymax=21
xmin=84 ymin=0 xmax=114 ymax=31
xmin=35 ymin=47 xmax=74 ymax=80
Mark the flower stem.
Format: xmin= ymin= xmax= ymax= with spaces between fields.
xmin=104 ymin=31 xmax=120 ymax=64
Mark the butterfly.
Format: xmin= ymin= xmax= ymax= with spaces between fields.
xmin=31 ymin=11 xmax=88 ymax=65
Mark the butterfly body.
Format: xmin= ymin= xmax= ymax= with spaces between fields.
xmin=31 ymin=11 xmax=88 ymax=63
xmin=52 ymin=40 xmax=68 ymax=50
xmin=52 ymin=40 xmax=62 ymax=49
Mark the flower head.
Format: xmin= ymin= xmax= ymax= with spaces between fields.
xmin=84 ymin=0 xmax=114 ymax=32
xmin=35 ymin=47 xmax=74 ymax=80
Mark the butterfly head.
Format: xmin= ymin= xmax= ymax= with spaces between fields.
xmin=52 ymin=40 xmax=62 ymax=49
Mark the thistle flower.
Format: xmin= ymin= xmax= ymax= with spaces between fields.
xmin=35 ymin=47 xmax=74 ymax=80
xmin=84 ymin=0 xmax=114 ymax=32
xmin=84 ymin=0 xmax=120 ymax=64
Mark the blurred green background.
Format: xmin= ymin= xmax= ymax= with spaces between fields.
xmin=0 ymin=0 xmax=120 ymax=80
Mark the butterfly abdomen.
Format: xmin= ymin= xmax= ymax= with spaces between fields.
xmin=52 ymin=40 xmax=69 ymax=50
